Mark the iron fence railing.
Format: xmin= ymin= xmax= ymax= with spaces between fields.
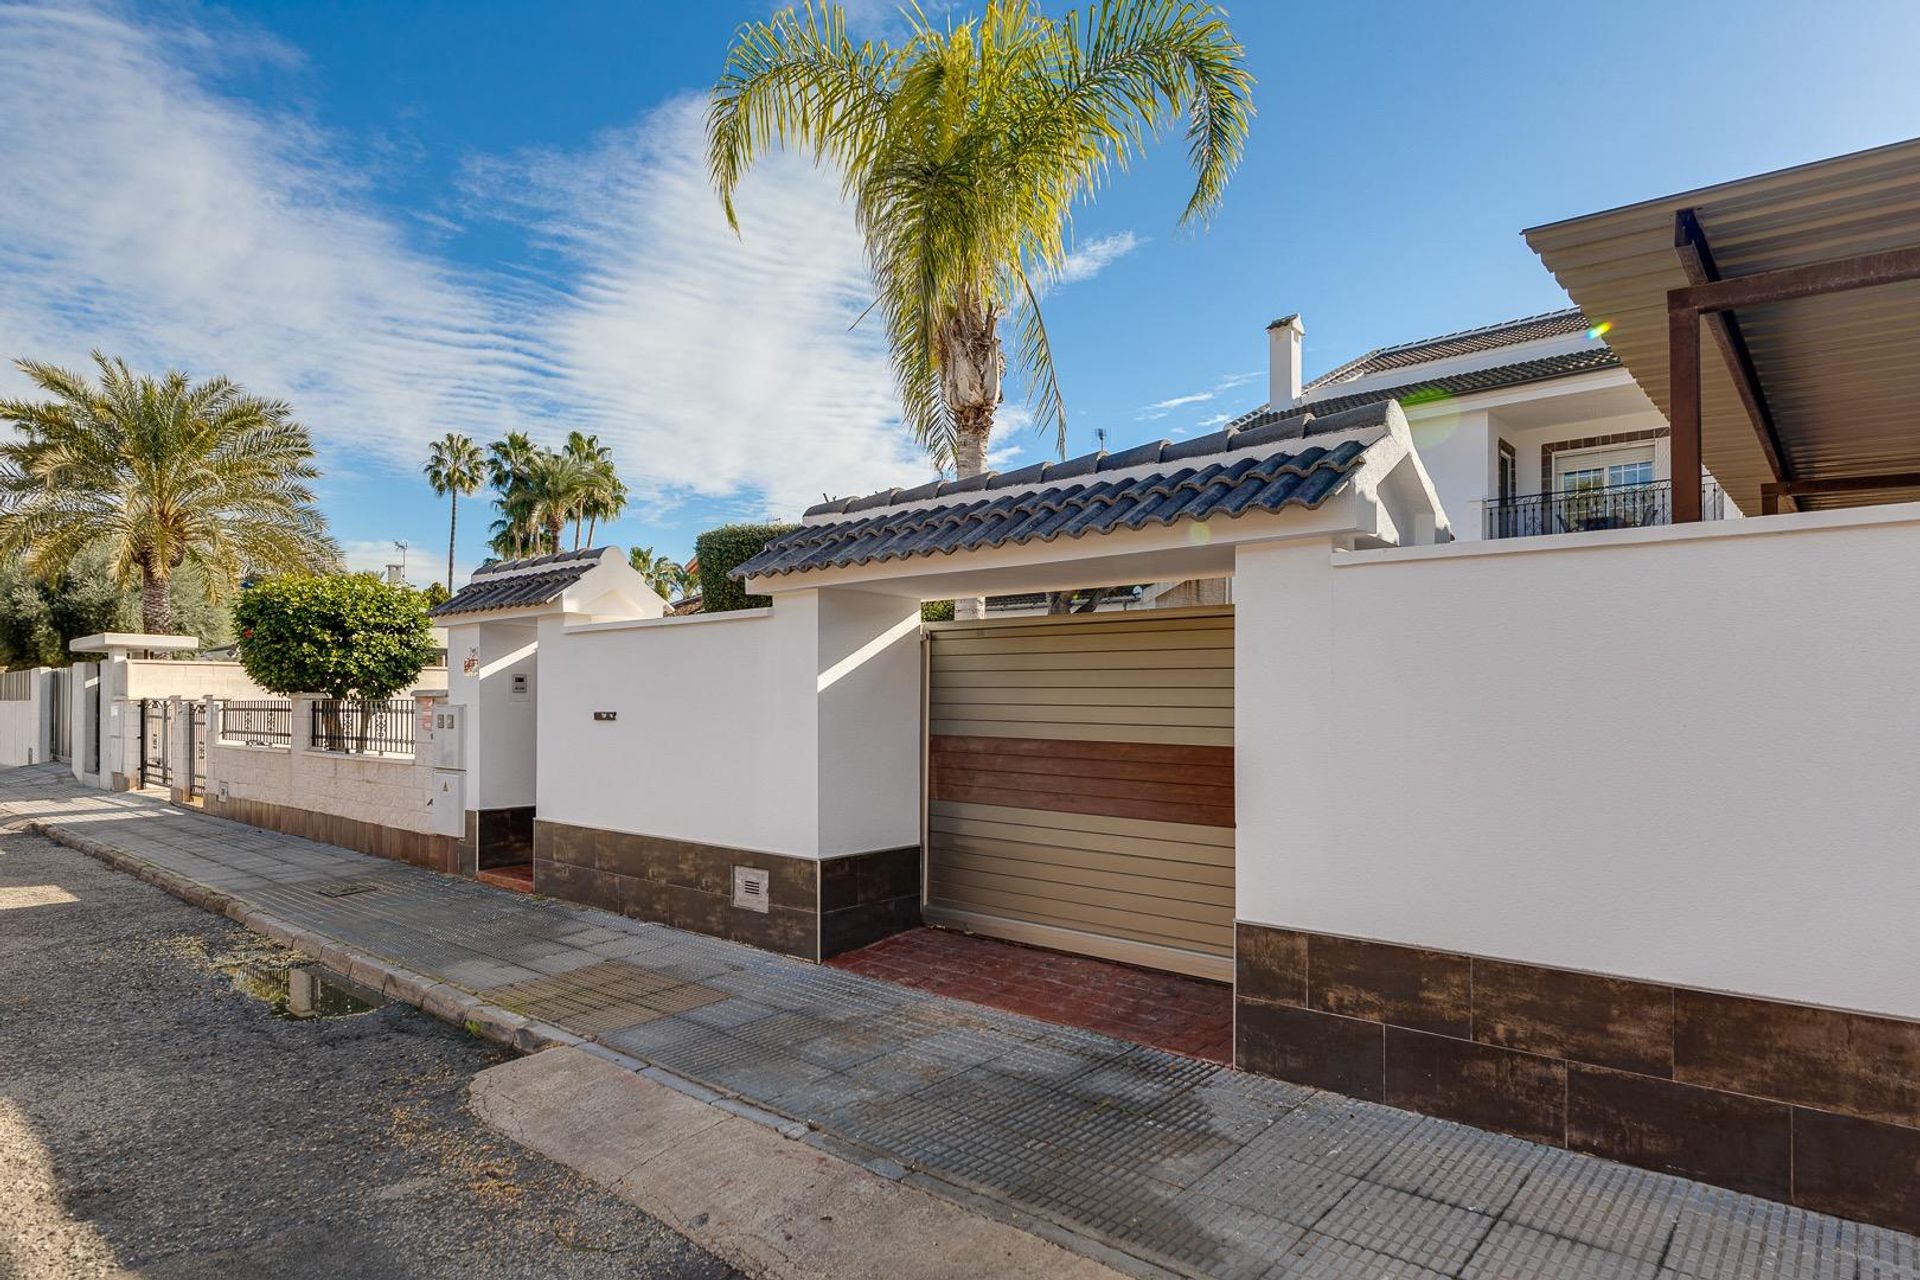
xmin=220 ymin=699 xmax=292 ymax=748
xmin=308 ymin=697 xmax=416 ymax=756
xmin=1484 ymin=479 xmax=1726 ymax=540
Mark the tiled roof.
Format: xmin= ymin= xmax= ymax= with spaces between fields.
xmin=1303 ymin=307 xmax=1592 ymax=393
xmin=429 ymin=547 xmax=608 ymax=618
xmin=736 ymin=402 xmax=1394 ymax=581
xmin=1227 ymin=347 xmax=1621 ymax=433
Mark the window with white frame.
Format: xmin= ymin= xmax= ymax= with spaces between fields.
xmin=1554 ymin=444 xmax=1655 ymax=492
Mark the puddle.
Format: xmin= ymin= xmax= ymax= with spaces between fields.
xmin=226 ymin=959 xmax=389 ymax=1019
xmin=158 ymin=932 xmax=388 ymax=1019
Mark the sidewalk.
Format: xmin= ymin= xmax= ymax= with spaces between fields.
xmin=3 ymin=764 xmax=1908 ymax=1280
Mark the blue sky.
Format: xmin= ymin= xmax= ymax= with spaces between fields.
xmin=3 ymin=1 xmax=1918 ymax=585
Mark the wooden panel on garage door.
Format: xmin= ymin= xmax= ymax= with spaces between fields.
xmin=924 ymin=607 xmax=1234 ymax=980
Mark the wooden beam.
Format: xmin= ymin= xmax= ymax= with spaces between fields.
xmin=1673 ymin=210 xmax=1793 ymax=501
xmin=1668 ymin=302 xmax=1703 ymax=523
xmin=1671 ymin=243 xmax=1920 ymax=313
xmin=1760 ymin=471 xmax=1920 ymax=514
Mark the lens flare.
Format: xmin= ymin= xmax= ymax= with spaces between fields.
xmin=1585 ymin=321 xmax=1613 ymax=340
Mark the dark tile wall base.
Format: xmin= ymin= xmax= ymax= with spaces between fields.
xmin=535 ymin=819 xmax=920 ymax=963
xmin=1234 ymin=921 xmax=1920 ymax=1234
xmin=205 ymin=793 xmax=460 ymax=875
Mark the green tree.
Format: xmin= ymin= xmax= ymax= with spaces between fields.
xmin=709 ymin=2 xmax=1252 ymax=599
xmin=565 ymin=431 xmax=628 ymax=548
xmin=486 ymin=431 xmax=542 ymax=559
xmin=233 ymin=574 xmax=436 ymax=751
xmin=0 ymin=353 xmax=340 ymax=633
xmin=693 ymin=522 xmax=797 ymax=613
xmin=628 ymin=545 xmax=686 ymax=600
xmin=423 ymin=432 xmax=484 ymax=592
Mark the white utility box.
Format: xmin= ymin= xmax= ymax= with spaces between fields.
xmin=429 ymin=768 xmax=465 ymax=837
xmin=421 ymin=704 xmax=465 ymax=770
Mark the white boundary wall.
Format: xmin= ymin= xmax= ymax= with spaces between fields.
xmin=536 ymin=586 xmax=922 ymax=859
xmin=205 ymin=697 xmax=435 ymax=835
xmin=1234 ymin=504 xmax=1920 ymax=1020
xmin=0 ymin=669 xmax=49 ymax=766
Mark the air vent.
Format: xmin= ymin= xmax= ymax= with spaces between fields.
xmin=731 ymin=866 xmax=770 ymax=913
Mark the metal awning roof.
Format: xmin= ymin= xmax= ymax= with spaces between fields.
xmin=1524 ymin=137 xmax=1920 ymax=514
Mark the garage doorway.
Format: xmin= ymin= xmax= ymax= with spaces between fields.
xmin=923 ymin=607 xmax=1234 ymax=981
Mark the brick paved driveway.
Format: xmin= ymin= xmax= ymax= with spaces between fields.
xmin=3 ymin=764 xmax=1911 ymax=1280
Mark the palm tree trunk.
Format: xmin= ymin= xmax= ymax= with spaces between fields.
xmin=944 ymin=303 xmax=1001 ymax=622
xmin=140 ymin=569 xmax=175 ymax=634
xmin=446 ymin=493 xmax=458 ymax=592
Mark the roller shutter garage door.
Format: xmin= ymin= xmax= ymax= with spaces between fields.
xmin=924 ymin=607 xmax=1233 ymax=981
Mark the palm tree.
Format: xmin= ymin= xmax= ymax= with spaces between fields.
xmin=709 ymin=1 xmax=1252 ymax=612
xmin=486 ymin=432 xmax=542 ymax=559
xmin=628 ymin=545 xmax=684 ymax=600
xmin=0 ymin=353 xmax=339 ymax=633
xmin=522 ymin=450 xmax=599 ymax=554
xmin=423 ymin=432 xmax=484 ymax=592
xmin=564 ymin=431 xmax=627 ymax=548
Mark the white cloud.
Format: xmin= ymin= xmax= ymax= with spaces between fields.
xmin=1136 ymin=370 xmax=1263 ymax=421
xmin=1050 ymin=231 xmax=1143 ymax=290
xmin=462 ymin=98 xmax=931 ymax=514
xmin=0 ymin=4 xmax=935 ymax=520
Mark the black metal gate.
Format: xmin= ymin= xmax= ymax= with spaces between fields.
xmin=187 ymin=701 xmax=207 ymax=799
xmin=140 ymin=699 xmax=171 ymax=789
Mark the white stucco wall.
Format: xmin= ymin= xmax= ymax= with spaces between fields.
xmin=447 ymin=621 xmax=539 ymax=811
xmin=1235 ymin=505 xmax=1920 ymax=1020
xmin=537 ymin=586 xmax=922 ymax=859
xmin=1405 ymin=409 xmax=1494 ymax=539
xmin=0 ymin=671 xmax=47 ymax=766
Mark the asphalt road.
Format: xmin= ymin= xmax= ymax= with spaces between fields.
xmin=0 ymin=824 xmax=740 ymax=1280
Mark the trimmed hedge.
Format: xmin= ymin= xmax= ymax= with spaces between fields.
xmin=694 ymin=522 xmax=797 ymax=613
xmin=920 ymin=600 xmax=954 ymax=622
xmin=232 ymin=574 xmax=436 ymax=698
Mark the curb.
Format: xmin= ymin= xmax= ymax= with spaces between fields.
xmin=21 ymin=817 xmax=583 ymax=1059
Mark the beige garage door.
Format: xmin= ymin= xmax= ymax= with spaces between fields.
xmin=923 ymin=607 xmax=1234 ymax=981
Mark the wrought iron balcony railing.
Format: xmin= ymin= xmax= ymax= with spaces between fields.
xmin=1484 ymin=479 xmax=1726 ymax=540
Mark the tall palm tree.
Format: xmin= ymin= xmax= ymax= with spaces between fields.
xmin=710 ymin=1 xmax=1252 ymax=611
xmin=0 ymin=353 xmax=339 ymax=633
xmin=522 ymin=450 xmax=599 ymax=554
xmin=423 ymin=432 xmax=484 ymax=592
xmin=564 ymin=431 xmax=627 ymax=548
xmin=486 ymin=431 xmax=542 ymax=559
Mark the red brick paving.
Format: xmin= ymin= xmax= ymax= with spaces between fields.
xmin=827 ymin=927 xmax=1232 ymax=1063
xmin=477 ymin=863 xmax=534 ymax=893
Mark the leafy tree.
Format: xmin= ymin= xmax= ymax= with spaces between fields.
xmin=628 ymin=545 xmax=687 ymax=601
xmin=423 ymin=432 xmax=484 ymax=592
xmin=0 ymin=353 xmax=340 ymax=632
xmin=709 ymin=1 xmax=1251 ymax=612
xmin=233 ymin=574 xmax=435 ymax=706
xmin=0 ymin=549 xmax=235 ymax=668
xmin=419 ymin=581 xmax=451 ymax=610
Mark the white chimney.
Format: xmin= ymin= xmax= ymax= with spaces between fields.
xmin=1266 ymin=314 xmax=1305 ymax=411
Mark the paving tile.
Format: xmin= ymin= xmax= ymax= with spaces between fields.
xmin=1462 ymin=1221 xmax=1661 ymax=1279
xmin=1367 ymin=1116 xmax=1553 ymax=1213
xmin=1505 ymin=1154 xmax=1690 ymax=1264
xmin=1269 ymin=1229 xmax=1451 ymax=1278
xmin=1664 ymin=1187 xmax=1860 ymax=1279
xmin=1252 ymin=1094 xmax=1423 ymax=1178
xmin=1311 ymin=1182 xmax=1495 ymax=1273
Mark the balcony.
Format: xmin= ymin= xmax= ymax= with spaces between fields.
xmin=1484 ymin=480 xmax=1727 ymax=540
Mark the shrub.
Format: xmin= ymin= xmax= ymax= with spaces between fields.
xmin=233 ymin=574 xmax=436 ymax=699
xmin=920 ymin=600 xmax=954 ymax=622
xmin=693 ymin=521 xmax=797 ymax=613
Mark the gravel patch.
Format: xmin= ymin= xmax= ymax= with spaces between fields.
xmin=0 ymin=826 xmax=740 ymax=1280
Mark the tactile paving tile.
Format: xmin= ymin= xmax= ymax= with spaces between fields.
xmin=1664 ymin=1187 xmax=1861 ymax=1280
xmin=1311 ymin=1182 xmax=1496 ymax=1274
xmin=1271 ymin=1229 xmax=1451 ymax=1278
xmin=1190 ymin=1149 xmax=1360 ymax=1228
xmin=1459 ymin=1220 xmax=1661 ymax=1279
xmin=1112 ymin=1191 xmax=1309 ymax=1280
xmin=1252 ymin=1095 xmax=1423 ymax=1178
xmin=1503 ymin=1155 xmax=1689 ymax=1264
xmin=1366 ymin=1117 xmax=1553 ymax=1214
xmin=481 ymin=960 xmax=725 ymax=1034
